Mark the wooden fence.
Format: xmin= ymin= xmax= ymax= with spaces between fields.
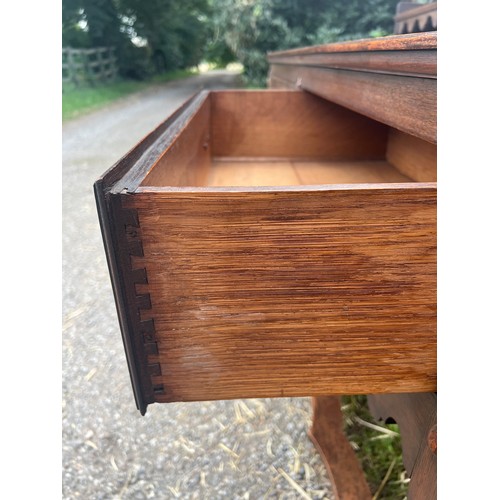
xmin=62 ymin=47 xmax=118 ymax=85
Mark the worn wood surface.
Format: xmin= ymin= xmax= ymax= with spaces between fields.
xmin=309 ymin=396 xmax=371 ymax=500
xmin=268 ymin=31 xmax=436 ymax=56
xmin=267 ymin=31 xmax=436 ymax=83
xmin=268 ymin=65 xmax=436 ymax=144
xmin=368 ymin=393 xmax=437 ymax=500
xmin=211 ymin=90 xmax=388 ymax=160
xmin=268 ymin=42 xmax=437 ymax=78
xmin=124 ymin=184 xmax=436 ymax=402
xmin=386 ymin=129 xmax=437 ymax=182
xmin=268 ymin=47 xmax=435 ymax=79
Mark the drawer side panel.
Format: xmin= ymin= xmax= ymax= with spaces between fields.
xmin=124 ymin=187 xmax=436 ymax=402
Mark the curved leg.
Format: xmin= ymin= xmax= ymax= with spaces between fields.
xmin=368 ymin=393 xmax=437 ymax=500
xmin=309 ymin=396 xmax=371 ymax=500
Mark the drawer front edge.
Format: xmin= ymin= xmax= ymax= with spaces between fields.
xmin=94 ymin=182 xmax=161 ymax=414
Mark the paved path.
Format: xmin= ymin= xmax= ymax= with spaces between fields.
xmin=62 ymin=70 xmax=332 ymax=499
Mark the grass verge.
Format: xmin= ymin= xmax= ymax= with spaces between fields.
xmin=62 ymin=68 xmax=198 ymax=122
xmin=341 ymin=395 xmax=409 ymax=499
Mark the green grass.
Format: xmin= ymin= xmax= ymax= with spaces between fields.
xmin=149 ymin=68 xmax=198 ymax=84
xmin=62 ymin=68 xmax=198 ymax=121
xmin=341 ymin=396 xmax=409 ymax=500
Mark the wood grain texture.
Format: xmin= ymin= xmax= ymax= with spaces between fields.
xmin=407 ymin=440 xmax=437 ymax=500
xmin=268 ymin=31 xmax=437 ymax=56
xmin=309 ymin=396 xmax=371 ymax=500
xmin=211 ymin=90 xmax=388 ymax=159
xmin=268 ymin=50 xmax=436 ymax=79
xmin=141 ymin=96 xmax=211 ymax=187
xmin=291 ymin=160 xmax=412 ymax=185
xmin=109 ymin=91 xmax=210 ymax=193
xmin=207 ymin=160 xmax=300 ymax=187
xmin=123 ymin=185 xmax=436 ymax=402
xmin=386 ymin=129 xmax=437 ymax=182
xmin=265 ymin=38 xmax=437 ymax=497
xmin=96 ymin=84 xmax=437 ymax=415
xmin=207 ymin=159 xmax=411 ymax=187
xmin=268 ymin=65 xmax=436 ymax=143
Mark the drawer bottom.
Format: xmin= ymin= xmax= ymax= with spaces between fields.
xmin=207 ymin=158 xmax=411 ymax=187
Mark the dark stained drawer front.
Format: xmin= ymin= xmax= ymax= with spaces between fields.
xmin=95 ymin=89 xmax=436 ymax=414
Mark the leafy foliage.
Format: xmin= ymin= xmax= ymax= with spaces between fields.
xmin=62 ymin=0 xmax=210 ymax=79
xmin=120 ymin=0 xmax=209 ymax=73
xmin=208 ymin=0 xmax=399 ymax=87
xmin=62 ymin=0 xmax=400 ymax=83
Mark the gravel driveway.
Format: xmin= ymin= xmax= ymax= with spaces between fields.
xmin=62 ymin=70 xmax=332 ymax=499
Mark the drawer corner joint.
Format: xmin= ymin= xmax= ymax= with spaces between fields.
xmin=111 ymin=198 xmax=166 ymax=414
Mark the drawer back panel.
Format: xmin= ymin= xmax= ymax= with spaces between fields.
xmin=210 ymin=90 xmax=388 ymax=159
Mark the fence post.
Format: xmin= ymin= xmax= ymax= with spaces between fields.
xmin=62 ymin=46 xmax=118 ymax=86
xmin=110 ymin=47 xmax=118 ymax=80
xmin=98 ymin=48 xmax=104 ymax=82
xmin=67 ymin=48 xmax=75 ymax=85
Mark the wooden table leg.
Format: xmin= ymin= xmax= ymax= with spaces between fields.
xmin=368 ymin=393 xmax=437 ymax=500
xmin=309 ymin=396 xmax=371 ymax=500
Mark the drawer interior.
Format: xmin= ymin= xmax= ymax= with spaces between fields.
xmin=101 ymin=89 xmax=436 ymax=407
xmin=138 ymin=90 xmax=436 ymax=189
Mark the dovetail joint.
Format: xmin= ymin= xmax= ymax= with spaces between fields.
xmin=124 ymin=208 xmax=165 ymax=397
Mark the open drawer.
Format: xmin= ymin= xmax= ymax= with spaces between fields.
xmin=95 ymin=89 xmax=436 ymax=414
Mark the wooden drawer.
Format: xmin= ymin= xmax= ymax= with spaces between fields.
xmin=95 ymin=89 xmax=436 ymax=414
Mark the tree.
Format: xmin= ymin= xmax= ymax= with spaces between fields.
xmin=62 ymin=0 xmax=401 ymax=84
xmin=62 ymin=0 xmax=211 ymax=79
xmin=208 ymin=0 xmax=400 ymax=86
xmin=119 ymin=0 xmax=209 ymax=73
xmin=62 ymin=0 xmax=90 ymax=47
